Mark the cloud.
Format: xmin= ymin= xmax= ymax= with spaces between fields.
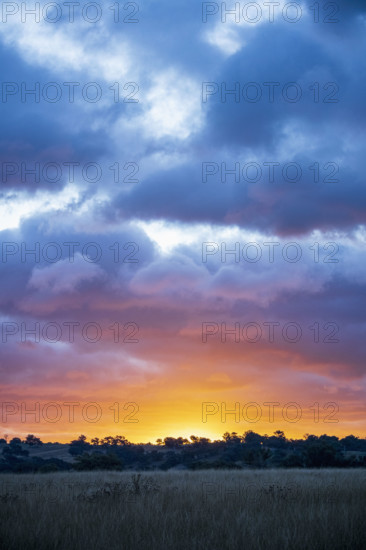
xmin=0 ymin=0 xmax=365 ymax=439
xmin=28 ymin=253 xmax=106 ymax=294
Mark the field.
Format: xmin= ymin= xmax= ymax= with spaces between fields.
xmin=1 ymin=469 xmax=365 ymax=550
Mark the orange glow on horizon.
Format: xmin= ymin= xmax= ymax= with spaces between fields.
xmin=2 ymin=396 xmax=365 ymax=444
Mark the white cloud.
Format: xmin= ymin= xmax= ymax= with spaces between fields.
xmin=204 ymin=25 xmax=244 ymax=56
xmin=136 ymin=220 xmax=265 ymax=254
xmin=120 ymin=70 xmax=204 ymax=140
xmin=0 ymin=184 xmax=81 ymax=231
xmin=0 ymin=16 xmax=133 ymax=81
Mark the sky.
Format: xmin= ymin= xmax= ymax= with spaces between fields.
xmin=0 ymin=0 xmax=365 ymax=443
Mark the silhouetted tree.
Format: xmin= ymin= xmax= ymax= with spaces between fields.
xmin=303 ymin=435 xmax=342 ymax=467
xmin=243 ymin=430 xmax=263 ymax=447
xmin=69 ymin=435 xmax=91 ymax=456
xmin=24 ymin=434 xmax=43 ymax=446
xmin=163 ymin=437 xmax=188 ymax=448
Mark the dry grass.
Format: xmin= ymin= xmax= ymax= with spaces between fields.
xmin=0 ymin=469 xmax=365 ymax=550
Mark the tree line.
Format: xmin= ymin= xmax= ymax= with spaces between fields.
xmin=1 ymin=430 xmax=366 ymax=472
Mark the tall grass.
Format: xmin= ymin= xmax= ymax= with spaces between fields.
xmin=0 ymin=469 xmax=365 ymax=550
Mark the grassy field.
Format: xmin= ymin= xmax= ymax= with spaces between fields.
xmin=1 ymin=469 xmax=365 ymax=550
